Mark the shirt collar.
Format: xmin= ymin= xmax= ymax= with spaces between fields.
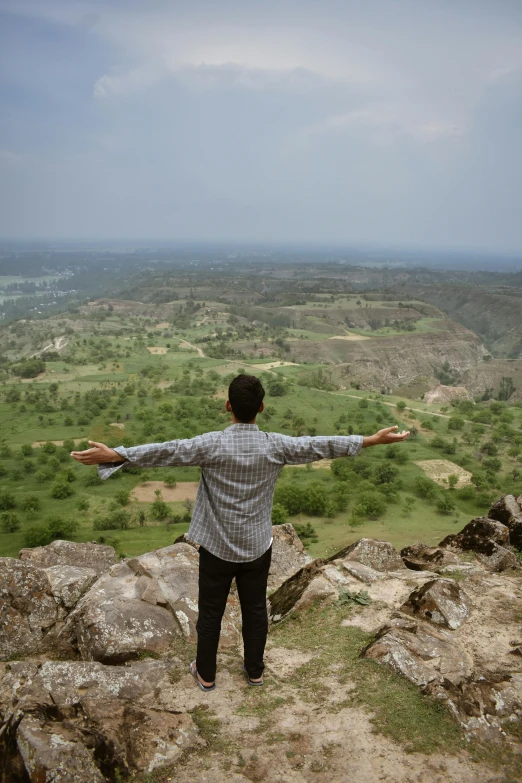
xmin=224 ymin=423 xmax=259 ymax=432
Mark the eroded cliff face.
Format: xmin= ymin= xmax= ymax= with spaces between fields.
xmin=288 ymin=326 xmax=488 ymax=392
xmin=391 ymin=283 xmax=522 ymax=358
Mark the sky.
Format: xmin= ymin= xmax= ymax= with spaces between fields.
xmin=0 ymin=0 xmax=521 ymax=252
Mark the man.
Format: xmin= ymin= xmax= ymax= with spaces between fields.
xmin=71 ymin=374 xmax=409 ymax=692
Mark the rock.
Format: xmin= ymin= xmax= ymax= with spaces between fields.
xmin=488 ymin=495 xmax=522 ymax=527
xmin=440 ymin=517 xmax=518 ymax=572
xmin=363 ymin=622 xmax=473 ymax=687
xmin=44 ymin=565 xmax=98 ymax=609
xmin=66 ymin=543 xmax=240 ymax=663
xmin=268 ymin=559 xmax=324 ymax=623
xmin=268 ymin=523 xmax=313 ymax=590
xmin=475 ymin=545 xmax=519 ymax=572
xmin=0 ymin=659 xmax=201 ymax=780
xmin=341 ymin=561 xmax=389 ymax=584
xmin=400 ymin=542 xmax=459 ymax=572
xmin=0 ymin=558 xmax=58 ymax=661
xmin=19 ymin=540 xmax=117 ymax=576
xmin=16 ymin=715 xmax=105 ymax=783
xmin=440 ymin=517 xmax=510 ymax=549
xmin=401 ymin=579 xmax=472 ymax=630
xmin=329 ymin=538 xmax=405 ymax=572
xmin=293 ymin=575 xmax=338 ymax=612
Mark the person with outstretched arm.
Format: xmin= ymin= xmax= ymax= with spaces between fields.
xmin=71 ymin=374 xmax=409 ymax=692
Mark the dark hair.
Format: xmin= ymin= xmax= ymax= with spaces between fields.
xmin=228 ymin=374 xmax=265 ymax=423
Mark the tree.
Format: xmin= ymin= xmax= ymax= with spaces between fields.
xmin=404 ymin=497 xmax=416 ymax=515
xmin=50 ymin=481 xmax=75 ymax=499
xmin=46 ymin=516 xmax=78 ymax=539
xmin=267 ymin=379 xmax=287 ymax=397
xmin=0 ymin=512 xmax=20 ymax=533
xmin=447 ymin=474 xmax=459 ymax=490
xmin=20 ymin=495 xmax=41 ymax=513
xmin=271 ymin=503 xmax=288 ymax=525
xmin=374 ymin=463 xmax=399 ymax=485
xmin=353 ymin=491 xmax=387 ymax=519
xmin=150 ymin=490 xmax=170 ymax=520
xmin=24 ymin=524 xmax=52 ymax=548
xmin=0 ymin=492 xmax=16 ymax=511
xmin=396 ymin=400 xmax=406 ymax=411
xmin=436 ymin=496 xmax=457 ymax=515
xmin=414 ymin=476 xmax=437 ymax=499
xmin=273 ymin=484 xmax=305 ymax=515
xmin=114 ymin=489 xmax=131 ymax=506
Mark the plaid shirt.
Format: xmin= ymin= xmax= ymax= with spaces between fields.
xmin=98 ymin=425 xmax=363 ymax=562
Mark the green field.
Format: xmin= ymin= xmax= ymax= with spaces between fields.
xmin=1 ymin=290 xmax=521 ymax=562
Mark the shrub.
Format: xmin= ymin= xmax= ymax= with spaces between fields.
xmin=482 ymin=457 xmax=502 ymax=473
xmin=76 ymin=497 xmax=90 ymax=511
xmin=0 ymin=512 xmax=21 ymax=533
xmin=41 ymin=441 xmax=57 ymax=454
xmin=457 ymin=485 xmax=475 ymax=501
xmin=150 ymin=495 xmax=170 ymax=520
xmin=271 ymin=503 xmax=288 ymax=525
xmin=414 ymin=476 xmax=438 ymax=499
xmin=0 ymin=492 xmax=16 ymax=511
xmin=20 ymin=495 xmax=41 ymax=513
xmin=50 ymin=481 xmax=75 ymax=499
xmin=20 ymin=444 xmax=33 ymax=457
xmin=352 ymin=491 xmax=387 ymax=519
xmin=302 ymin=483 xmax=329 ymax=516
xmin=273 ymin=484 xmax=305 ymax=515
xmin=163 ymin=475 xmax=177 ymax=488
xmin=93 ymin=507 xmax=131 ymax=530
xmin=24 ymin=524 xmax=52 ymax=548
xmin=46 ymin=516 xmax=78 ymax=539
xmin=447 ymin=416 xmax=465 ymax=431
xmin=293 ymin=521 xmax=318 ymax=543
xmin=374 ymin=463 xmax=399 ymax=485
xmin=436 ymin=496 xmax=457 ymax=515
xmin=114 ymin=489 xmax=131 ymax=506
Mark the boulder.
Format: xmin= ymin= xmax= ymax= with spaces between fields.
xmin=44 ymin=565 xmax=98 ymax=609
xmin=268 ymin=559 xmax=325 ymax=623
xmin=0 ymin=558 xmax=58 ymax=661
xmin=268 ymin=523 xmax=313 ymax=590
xmin=363 ymin=621 xmax=473 ymax=687
xmin=341 ymin=561 xmax=389 ymax=584
xmin=19 ymin=540 xmax=117 ymax=576
xmin=0 ymin=659 xmax=201 ymax=780
xmin=401 ymin=579 xmax=472 ymax=630
xmin=329 ymin=538 xmax=405 ymax=572
xmin=16 ymin=715 xmax=106 ymax=783
xmin=440 ymin=517 xmax=518 ymax=572
xmin=66 ymin=543 xmax=240 ymax=662
xmin=400 ymin=542 xmax=459 ymax=572
xmin=488 ymin=494 xmax=522 ymax=527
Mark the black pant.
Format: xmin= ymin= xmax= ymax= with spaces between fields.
xmin=195 ymin=544 xmax=272 ymax=683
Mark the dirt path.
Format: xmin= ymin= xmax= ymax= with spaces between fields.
xmin=29 ymin=334 xmax=68 ymax=358
xmin=179 ymin=340 xmax=206 ymax=357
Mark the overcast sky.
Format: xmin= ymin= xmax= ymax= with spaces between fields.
xmin=0 ymin=0 xmax=521 ymax=252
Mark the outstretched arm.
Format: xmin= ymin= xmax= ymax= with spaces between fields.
xmin=280 ymin=425 xmax=409 ymax=465
xmin=71 ymin=434 xmax=214 ymax=479
xmin=362 ymin=426 xmax=410 ymax=448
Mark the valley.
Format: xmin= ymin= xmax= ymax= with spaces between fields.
xmin=1 ymin=257 xmax=521 ymax=563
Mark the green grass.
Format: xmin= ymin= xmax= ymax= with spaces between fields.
xmin=270 ymin=603 xmax=464 ymax=754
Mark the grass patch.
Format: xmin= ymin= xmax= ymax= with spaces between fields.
xmin=269 ymin=602 xmax=465 ymax=754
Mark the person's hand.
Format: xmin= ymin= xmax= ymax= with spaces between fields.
xmin=362 ymin=426 xmax=410 ymax=448
xmin=70 ymin=441 xmax=125 ymax=465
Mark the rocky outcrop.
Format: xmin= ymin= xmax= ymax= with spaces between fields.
xmin=0 ymin=559 xmax=59 ymax=660
xmin=65 ymin=542 xmax=240 ymax=663
xmin=0 ymin=659 xmax=201 ymax=781
xmin=328 ymin=538 xmax=405 ymax=572
xmin=401 ymin=579 xmax=472 ymax=630
xmin=488 ymin=494 xmax=522 ymax=549
xmin=268 ymin=560 xmax=325 ymax=623
xmin=19 ymin=539 xmax=117 ymax=576
xmin=440 ymin=516 xmax=518 ymax=572
xmin=400 ymin=542 xmax=459 ymax=572
xmin=268 ymin=523 xmax=313 ymax=590
xmin=363 ymin=616 xmax=473 ymax=688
